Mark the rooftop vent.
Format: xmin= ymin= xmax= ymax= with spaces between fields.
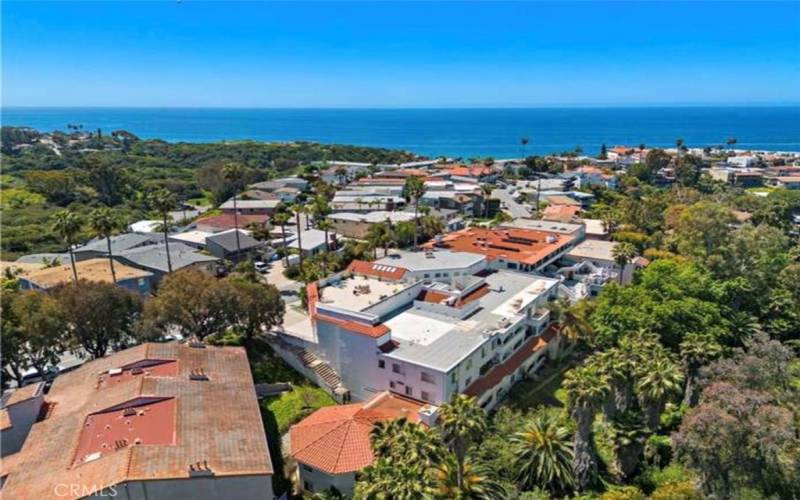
xmin=187 ymin=336 xmax=206 ymax=349
xmin=189 ymin=460 xmax=215 ymax=477
xmin=189 ymin=368 xmax=209 ymax=381
xmin=114 ymin=439 xmax=129 ymax=450
xmin=131 ymin=367 xmax=144 ymax=375
xmin=122 ymin=408 xmax=137 ymax=417
xmin=108 ymin=368 xmax=123 ymax=376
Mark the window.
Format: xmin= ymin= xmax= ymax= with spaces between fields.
xmin=465 ymin=359 xmax=472 ymax=370
xmin=392 ymin=363 xmax=401 ymax=374
xmin=378 ymin=360 xmax=385 ymax=369
xmin=390 ymin=381 xmax=396 ymax=389
xmin=405 ymin=386 xmax=413 ymax=396
xmin=465 ymin=377 xmax=472 ymax=386
xmin=421 ymin=391 xmax=430 ymax=401
xmin=424 ymin=273 xmax=430 ymax=278
xmin=450 ymin=372 xmax=457 ymax=383
xmin=481 ymin=347 xmax=486 ymax=359
xmin=304 ymin=481 xmax=314 ymax=492
xmin=421 ymin=371 xmax=434 ymax=384
xmin=435 ymin=273 xmax=441 ymax=278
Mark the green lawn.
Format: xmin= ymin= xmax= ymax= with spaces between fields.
xmin=503 ymin=363 xmax=572 ymax=410
xmin=262 ymin=385 xmax=336 ymax=434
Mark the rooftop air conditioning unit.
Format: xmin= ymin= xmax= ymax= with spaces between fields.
xmin=108 ymin=368 xmax=123 ymax=376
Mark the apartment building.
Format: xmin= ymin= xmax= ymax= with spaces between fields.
xmin=275 ymin=259 xmax=561 ymax=411
xmin=0 ymin=342 xmax=274 ymax=500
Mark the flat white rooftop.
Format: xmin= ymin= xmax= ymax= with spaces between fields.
xmin=566 ymin=239 xmax=618 ymax=262
xmin=376 ymin=249 xmax=485 ymax=273
xmin=384 ymin=311 xmax=454 ymax=347
xmin=319 ymin=275 xmax=407 ymax=312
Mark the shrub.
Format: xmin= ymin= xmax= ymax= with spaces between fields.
xmin=650 ymin=480 xmax=703 ymax=500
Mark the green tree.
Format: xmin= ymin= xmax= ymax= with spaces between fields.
xmin=317 ymin=218 xmax=333 ymax=254
xmin=222 ymin=162 xmax=246 ymax=254
xmin=55 ymin=280 xmax=142 ymax=359
xmin=51 ymin=209 xmax=82 ymax=282
xmin=366 ymin=221 xmax=394 ymax=258
xmin=9 ymin=291 xmax=67 ymax=377
xmin=679 ymin=332 xmax=723 ymax=406
xmin=635 ymin=354 xmax=683 ymax=430
xmin=89 ymin=207 xmax=121 ymax=284
xmin=438 ymin=394 xmax=488 ymax=491
xmin=430 ymin=454 xmax=506 ymax=499
xmin=611 ymin=242 xmax=636 ymax=284
xmin=512 ymin=412 xmax=575 ymax=494
xmin=142 ymin=269 xmax=237 ymax=339
xmin=149 ymin=188 xmax=177 ymax=273
xmin=564 ymin=363 xmax=609 ymax=490
xmin=672 ymin=201 xmax=734 ymax=259
xmin=227 ymin=278 xmax=285 ymax=341
xmin=403 ymin=176 xmax=427 ymax=249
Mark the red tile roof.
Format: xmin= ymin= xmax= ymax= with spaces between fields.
xmin=347 ymin=260 xmax=408 ymax=281
xmin=1 ymin=343 xmax=272 ymax=499
xmin=290 ymin=391 xmax=428 ymax=474
xmin=315 ymin=313 xmax=390 ymax=339
xmin=464 ymin=324 xmax=559 ymax=397
xmin=423 ymin=227 xmax=574 ymax=267
xmin=448 ymin=165 xmax=494 ymax=178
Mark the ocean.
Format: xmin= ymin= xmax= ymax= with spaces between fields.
xmin=2 ymin=107 xmax=799 ymax=159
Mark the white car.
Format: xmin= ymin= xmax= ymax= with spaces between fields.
xmin=254 ymin=260 xmax=269 ymax=273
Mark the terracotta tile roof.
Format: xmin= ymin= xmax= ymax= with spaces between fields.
xmin=314 ymin=313 xmax=390 ymax=339
xmin=423 ymin=227 xmax=574 ymax=266
xmin=542 ymin=204 xmax=582 ymax=223
xmin=464 ymin=324 xmax=559 ymax=397
xmin=544 ymin=195 xmax=581 ymax=206
xmin=20 ymin=258 xmax=152 ymax=289
xmin=448 ymin=165 xmax=494 ymax=178
xmin=347 ymin=260 xmax=408 ymax=281
xmin=1 ymin=343 xmax=272 ymax=499
xmin=290 ymin=391 xmax=428 ymax=474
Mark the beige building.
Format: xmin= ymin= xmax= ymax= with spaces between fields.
xmin=328 ymin=211 xmax=417 ymax=239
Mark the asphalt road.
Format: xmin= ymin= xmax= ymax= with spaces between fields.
xmin=493 ymin=188 xmax=532 ymax=218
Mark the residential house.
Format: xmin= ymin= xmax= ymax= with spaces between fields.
xmin=72 ymin=233 xmax=160 ymax=262
xmin=18 ymin=258 xmax=153 ymax=295
xmin=772 ymin=176 xmax=800 ymax=190
xmin=541 ymin=204 xmax=582 ymax=223
xmin=0 ymin=342 xmax=275 ymax=500
xmin=327 ymin=211 xmax=417 ymax=240
xmin=195 ymin=213 xmax=269 ymax=233
xmin=290 ymin=391 xmax=435 ymax=495
xmin=374 ymin=249 xmax=487 ymax=282
xmin=220 ymin=199 xmax=282 ymax=215
xmin=115 ymin=243 xmax=219 ymax=283
xmin=206 ymin=229 xmax=265 ymax=261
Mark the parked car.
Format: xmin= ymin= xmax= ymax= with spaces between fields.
xmin=254 ymin=260 xmax=268 ymax=273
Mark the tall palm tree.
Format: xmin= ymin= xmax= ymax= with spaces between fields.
xmin=608 ymin=410 xmax=649 ymax=480
xmin=51 ymin=209 xmax=82 ymax=282
xmin=430 ymin=454 xmax=505 ymax=499
xmin=404 ymin=176 xmax=426 ymax=249
xmin=334 ymin=166 xmax=348 ymax=185
xmin=611 ymin=242 xmax=637 ymax=284
xmin=366 ymin=222 xmax=394 ymax=258
xmin=635 ymin=355 xmax=683 ymax=430
xmin=437 ymin=394 xmax=487 ymax=490
xmin=371 ymin=418 xmax=442 ymax=465
xmin=150 ymin=189 xmax=176 ymax=273
xmin=273 ymin=212 xmax=291 ymax=266
xmin=559 ymin=301 xmax=593 ymax=345
xmin=222 ymin=162 xmax=246 ymax=256
xmin=89 ymin=207 xmax=120 ymax=284
xmin=481 ymin=185 xmax=494 ymax=218
xmin=512 ymin=412 xmax=574 ymax=494
xmin=679 ymin=333 xmax=723 ymax=407
xmin=317 ymin=218 xmax=333 ymax=253
xmin=291 ymin=204 xmax=305 ymax=270
xmin=564 ymin=363 xmax=609 ymax=491
xmin=520 ymin=137 xmax=529 ymax=158
xmin=594 ymin=348 xmax=635 ymax=419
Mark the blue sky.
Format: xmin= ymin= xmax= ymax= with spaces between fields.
xmin=2 ymin=1 xmax=799 ymax=107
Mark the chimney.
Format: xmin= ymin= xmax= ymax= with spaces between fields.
xmin=417 ymin=405 xmax=440 ymax=428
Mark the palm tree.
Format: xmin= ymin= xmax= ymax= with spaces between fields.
xmin=594 ymin=348 xmax=635 ymax=419
xmin=564 ymin=363 xmax=609 ymax=491
xmin=291 ymin=204 xmax=305 ymax=270
xmin=334 ymin=166 xmax=348 ymax=185
xmin=89 ymin=207 xmax=120 ymax=284
xmin=150 ymin=189 xmax=176 ymax=273
xmin=437 ymin=394 xmax=487 ymax=490
xmin=559 ymin=301 xmax=593 ymax=345
xmin=725 ymin=137 xmax=737 ymax=150
xmin=608 ymin=411 xmax=649 ymax=480
xmin=481 ymin=185 xmax=494 ymax=218
xmin=404 ymin=176 xmax=426 ymax=249
xmin=600 ymin=211 xmax=619 ymax=236
xmin=356 ymin=457 xmax=433 ymax=499
xmin=371 ymin=419 xmax=442 ymax=465
xmin=676 ymin=138 xmax=685 ymax=154
xmin=273 ymin=212 xmax=291 ymax=266
xmin=512 ymin=412 xmax=574 ymax=494
xmin=430 ymin=454 xmax=505 ymax=499
xmin=51 ymin=210 xmax=82 ymax=282
xmin=223 ymin=162 xmax=246 ymax=256
xmin=366 ymin=221 xmax=394 ymax=258
xmin=635 ymin=355 xmax=683 ymax=430
xmin=611 ymin=242 xmax=637 ymax=284
xmin=520 ymin=137 xmax=529 ymax=158
xmin=679 ymin=333 xmax=723 ymax=407
xmin=317 ymin=218 xmax=333 ymax=254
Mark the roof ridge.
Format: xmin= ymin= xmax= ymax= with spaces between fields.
xmin=294 ymin=418 xmax=350 ymax=456
xmin=332 ymin=418 xmax=356 ymax=474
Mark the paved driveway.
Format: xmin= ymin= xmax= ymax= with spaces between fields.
xmin=493 ymin=188 xmax=532 ymax=218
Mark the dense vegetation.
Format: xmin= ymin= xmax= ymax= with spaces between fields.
xmin=0 ymin=126 xmax=417 ymax=259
